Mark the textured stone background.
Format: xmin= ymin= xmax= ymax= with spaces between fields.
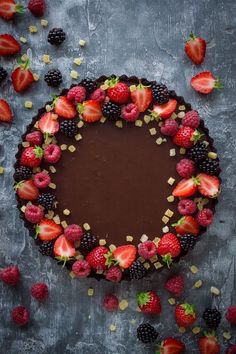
xmin=0 ymin=0 xmax=236 ymax=353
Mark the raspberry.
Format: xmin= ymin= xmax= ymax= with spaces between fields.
xmin=165 ymin=274 xmax=184 ymax=297
xmin=121 ymin=103 xmax=139 ymax=122
xmin=196 ymin=208 xmax=213 ymax=227
xmin=44 ymin=144 xmax=61 ymax=163
xmin=67 ymin=86 xmax=86 ymax=104
xmin=26 ymin=131 xmax=43 ymax=146
xmin=138 ymin=241 xmax=157 ymax=260
xmin=12 ymin=306 xmax=30 ymax=326
xmin=31 ymin=282 xmax=49 ymax=301
xmin=227 ymin=345 xmax=236 ymax=354
xmin=160 ymin=119 xmax=179 ymax=136
xmin=64 ymin=224 xmax=83 ymax=243
xmin=176 ymin=158 xmax=195 ymax=178
xmin=103 ymin=294 xmax=119 ymax=312
xmin=34 ymin=171 xmax=51 ymax=188
xmin=90 ymin=88 xmax=106 ymax=103
xmin=72 ymin=260 xmax=91 ymax=278
xmin=178 ymin=199 xmax=197 ymax=215
xmin=28 ymin=0 xmax=45 ymax=17
xmin=226 ymin=305 xmax=236 ymax=325
xmin=182 ymin=110 xmax=200 ymax=129
xmin=0 ymin=265 xmax=20 ymax=286
xmin=105 ymin=266 xmax=122 ymax=282
xmin=25 ymin=204 xmax=44 ymax=223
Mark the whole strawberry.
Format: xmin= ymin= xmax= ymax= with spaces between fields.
xmin=86 ymin=246 xmax=108 ymax=270
xmin=137 ymin=291 xmax=162 ymax=315
xmin=175 ymin=303 xmax=197 ymax=327
xmin=0 ymin=265 xmax=20 ymax=286
xmin=198 ymin=332 xmax=221 ymax=354
xmin=106 ymin=77 xmax=130 ymax=104
xmin=20 ymin=146 xmax=43 ymax=167
xmin=173 ymin=127 xmax=201 ymax=148
xmin=157 ymin=233 xmax=181 ymax=267
xmin=165 ymin=275 xmax=184 ymax=297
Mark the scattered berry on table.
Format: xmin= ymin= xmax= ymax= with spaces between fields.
xmin=226 ymin=305 xmax=236 ymax=325
xmin=202 ymin=308 xmax=221 ymax=329
xmin=157 ymin=233 xmax=181 ymax=266
xmin=28 ymin=0 xmax=46 ymax=17
xmin=60 ymin=120 xmax=79 ymax=137
xmin=158 ymin=337 xmax=186 ymax=353
xmin=198 ymin=158 xmax=220 ymax=175
xmin=130 ymin=83 xmax=153 ymax=112
xmin=15 ymin=180 xmax=39 ymax=200
xmin=67 ymin=85 xmax=86 ymax=104
xmin=182 ymin=110 xmax=200 ymax=129
xmin=14 ymin=166 xmax=32 ymax=182
xmin=191 ymin=71 xmax=224 ymax=95
xmin=90 ymin=88 xmax=106 ymax=103
xmin=198 ymin=332 xmax=221 ymax=354
xmin=185 ymin=33 xmax=206 ymax=65
xmin=48 ymin=28 xmax=66 ymax=45
xmin=137 ymin=323 xmax=158 ymax=343
xmin=80 ymin=232 xmax=98 ymax=252
xmin=64 ymin=224 xmax=83 ymax=243
xmin=112 ymin=245 xmax=137 ymax=269
xmin=44 ymin=69 xmax=62 ymax=87
xmin=72 ymin=260 xmax=91 ymax=278
xmin=102 ymin=101 xmax=121 ymax=121
xmin=129 ymin=261 xmax=146 ymax=280
xmin=196 ymin=208 xmax=214 ymax=227
xmin=26 ymin=131 xmax=43 ymax=146
xmin=103 ymin=294 xmax=119 ymax=312
xmin=39 ymin=240 xmax=54 ymax=256
xmin=105 ymin=266 xmax=122 ymax=282
xmin=165 ymin=274 xmax=184 ymax=297
xmin=37 ymin=192 xmax=56 ymax=210
xmin=25 ymin=204 xmax=44 ymax=223
xmin=0 ymin=34 xmax=21 ymax=56
xmin=176 ymin=158 xmax=196 ymax=179
xmin=34 ymin=171 xmax=51 ymax=188
xmin=11 ymin=306 xmax=30 ymax=326
xmin=20 ymin=146 xmax=43 ymax=168
xmin=173 ymin=126 xmax=201 ymax=148
xmin=197 ymin=173 xmax=220 ymax=198
xmin=152 ymin=83 xmax=169 ymax=104
xmin=0 ymin=265 xmax=20 ymax=286
xmin=11 ymin=58 xmax=34 ymax=93
xmin=137 ymin=290 xmax=162 ymax=315
xmin=80 ymin=78 xmax=97 ymax=93
xmin=0 ymin=0 xmax=24 ymax=21
xmin=0 ymin=98 xmax=13 ymax=123
xmin=0 ymin=67 xmax=7 ymax=84
xmin=44 ymin=144 xmax=61 ymax=163
xmin=86 ymin=246 xmax=108 ymax=270
xmin=161 ymin=118 xmax=179 ymax=136
xmin=178 ymin=199 xmax=197 ymax=215
xmin=121 ymin=103 xmax=139 ymax=122
xmin=31 ymin=282 xmax=49 ymax=301
xmin=107 ymin=78 xmax=130 ymax=104
xmin=226 ymin=345 xmax=236 ymax=354
xmin=187 ymin=142 xmax=208 ymax=162
xmin=175 ymin=303 xmax=197 ymax=327
xmin=138 ymin=241 xmax=157 ymax=260
xmin=179 ymin=233 xmax=197 ymax=253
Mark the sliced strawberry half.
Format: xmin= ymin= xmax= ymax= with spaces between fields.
xmin=172 ymin=216 xmax=200 ymax=236
xmin=130 ymin=84 xmax=153 ymax=112
xmin=172 ymin=177 xmax=199 ymax=197
xmin=53 ymin=96 xmax=77 ymax=119
xmin=185 ymin=33 xmax=206 ymax=65
xmin=197 ymin=173 xmax=220 ymax=198
xmin=112 ymin=245 xmax=137 ymax=269
xmin=11 ymin=58 xmax=34 ymax=93
xmin=15 ymin=179 xmax=39 ymax=200
xmin=0 ymin=0 xmax=24 ymax=21
xmin=0 ymin=99 xmax=13 ymax=123
xmin=53 ymin=234 xmax=76 ymax=266
xmin=38 ymin=112 xmax=59 ymax=135
xmin=78 ymin=100 xmax=102 ymax=123
xmin=191 ymin=71 xmax=223 ymax=95
xmin=36 ymin=219 xmax=63 ymax=241
xmin=157 ymin=337 xmax=186 ymax=354
xmin=153 ymin=99 xmax=177 ymax=119
xmin=0 ymin=34 xmax=21 ymax=56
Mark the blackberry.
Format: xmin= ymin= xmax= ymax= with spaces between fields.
xmin=179 ymin=234 xmax=196 ymax=253
xmin=48 ymin=28 xmax=66 ymax=45
xmin=44 ymin=69 xmax=62 ymax=87
xmin=187 ymin=142 xmax=208 ymax=162
xmin=203 ymin=308 xmax=221 ymax=329
xmin=129 ymin=261 xmax=146 ymax=280
xmin=102 ymin=102 xmax=121 ymax=121
xmin=152 ymin=83 xmax=169 ymax=104
xmin=14 ymin=166 xmax=32 ymax=182
xmin=198 ymin=158 xmax=220 ymax=175
xmin=39 ymin=241 xmax=54 ymax=256
xmin=60 ymin=120 xmax=79 ymax=137
xmin=80 ymin=78 xmax=97 ymax=93
xmin=137 ymin=323 xmax=158 ymax=343
xmin=37 ymin=193 xmax=56 ymax=210
xmin=80 ymin=232 xmax=98 ymax=252
xmin=0 ymin=67 xmax=7 ymax=84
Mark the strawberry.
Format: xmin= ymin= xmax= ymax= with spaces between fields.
xmin=185 ymin=33 xmax=206 ymax=65
xmin=152 ymin=99 xmax=177 ymax=119
xmin=137 ymin=291 xmax=161 ymax=315
xmin=157 ymin=233 xmax=181 ymax=266
xmin=112 ymin=245 xmax=137 ymax=269
xmin=130 ymin=84 xmax=153 ymax=112
xmin=156 ymin=337 xmax=185 ymax=354
xmin=0 ymin=0 xmax=24 ymax=21
xmin=15 ymin=179 xmax=39 ymax=200
xmin=173 ymin=127 xmax=202 ymax=148
xmin=20 ymin=146 xmax=43 ymax=168
xmin=86 ymin=246 xmax=108 ymax=270
xmin=11 ymin=59 xmax=34 ymax=93
xmin=197 ymin=173 xmax=220 ymax=198
xmin=53 ymin=234 xmax=76 ymax=266
xmin=172 ymin=216 xmax=199 ymax=236
xmin=38 ymin=112 xmax=59 ymax=135
xmin=78 ymin=100 xmax=102 ymax=123
xmin=106 ymin=77 xmax=130 ymax=104
xmin=0 ymin=98 xmax=13 ymax=122
xmin=198 ymin=332 xmax=221 ymax=354
xmin=53 ymin=96 xmax=77 ymax=119
xmin=191 ymin=71 xmax=223 ymax=95
xmin=175 ymin=303 xmax=197 ymax=327
xmin=0 ymin=34 xmax=21 ymax=56
xmin=172 ymin=177 xmax=199 ymax=197
xmin=37 ymin=219 xmax=63 ymax=241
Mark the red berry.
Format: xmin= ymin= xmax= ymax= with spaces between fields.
xmin=31 ymin=282 xmax=48 ymax=301
xmin=34 ymin=171 xmax=51 ymax=188
xmin=137 ymin=291 xmax=162 ymax=315
xmin=121 ymin=103 xmax=139 ymax=122
xmin=103 ymin=294 xmax=119 ymax=312
xmin=138 ymin=241 xmax=157 ymax=260
xmin=64 ymin=224 xmax=83 ymax=243
xmin=28 ymin=0 xmax=46 ymax=17
xmin=157 ymin=233 xmax=181 ymax=266
xmin=182 ymin=110 xmax=200 ymax=129
xmin=176 ymin=158 xmax=195 ymax=178
xmin=227 ymin=345 xmax=236 ymax=354
xmin=20 ymin=146 xmax=43 ymax=168
xmin=185 ymin=33 xmax=206 ymax=65
xmin=12 ymin=306 xmax=30 ymax=326
xmin=90 ymin=88 xmax=106 ymax=103
xmin=178 ymin=199 xmax=197 ymax=215
xmin=0 ymin=98 xmax=13 ymax=122
xmin=105 ymin=266 xmax=122 ymax=282
xmin=86 ymin=246 xmax=108 ymax=270
xmin=67 ymin=86 xmax=86 ymax=104
xmin=165 ymin=275 xmax=184 ymax=297
xmin=44 ymin=144 xmax=61 ymax=163
xmin=26 ymin=131 xmax=43 ymax=146
xmin=107 ymin=79 xmax=130 ymax=104
xmin=25 ymin=204 xmax=44 ymax=223
xmin=196 ymin=208 xmax=214 ymax=226
xmin=173 ymin=127 xmax=201 ymax=148
xmin=191 ymin=71 xmax=223 ymax=95
xmin=72 ymin=260 xmax=91 ymax=278
xmin=226 ymin=305 xmax=236 ymax=325
xmin=0 ymin=265 xmax=20 ymax=286
xmin=175 ymin=303 xmax=197 ymax=327
xmin=161 ymin=118 xmax=179 ymax=136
